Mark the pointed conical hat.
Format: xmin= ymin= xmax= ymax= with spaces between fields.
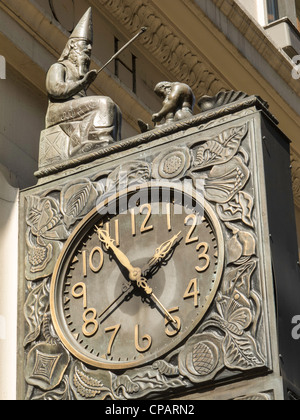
xmin=69 ymin=7 xmax=93 ymax=44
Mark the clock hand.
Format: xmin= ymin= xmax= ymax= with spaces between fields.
xmin=98 ymin=283 xmax=133 ymax=322
xmin=136 ymin=276 xmax=176 ymax=324
xmin=95 ymin=227 xmax=176 ymax=323
xmin=141 ymin=231 xmax=182 ymax=275
xmin=151 ymin=292 xmax=177 ymax=324
xmin=95 ymin=227 xmax=141 ymax=282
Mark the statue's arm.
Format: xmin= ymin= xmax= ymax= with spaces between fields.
xmin=46 ymin=64 xmax=97 ymax=100
xmin=152 ymin=86 xmax=182 ymax=122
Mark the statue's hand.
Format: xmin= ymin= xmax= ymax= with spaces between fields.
xmin=82 ymin=69 xmax=98 ymax=87
xmin=152 ymin=113 xmax=161 ymax=123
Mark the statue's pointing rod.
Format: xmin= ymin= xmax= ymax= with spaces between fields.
xmin=97 ymin=27 xmax=147 ymax=75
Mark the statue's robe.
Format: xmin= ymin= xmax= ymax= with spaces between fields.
xmin=45 ymin=61 xmax=122 ymax=149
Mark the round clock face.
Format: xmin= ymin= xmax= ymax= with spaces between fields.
xmin=51 ymin=184 xmax=224 ymax=370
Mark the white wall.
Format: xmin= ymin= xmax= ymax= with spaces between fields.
xmin=0 ymin=65 xmax=46 ymax=189
xmin=237 ymin=0 xmax=268 ymax=26
xmin=0 ymin=164 xmax=18 ymax=400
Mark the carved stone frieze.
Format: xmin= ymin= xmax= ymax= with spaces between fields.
xmin=20 ymin=110 xmax=273 ymax=400
xmin=234 ymin=392 xmax=273 ymax=401
xmin=90 ymin=0 xmax=228 ymax=98
xmin=290 ymin=148 xmax=300 ymax=209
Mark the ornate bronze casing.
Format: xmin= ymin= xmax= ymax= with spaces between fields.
xmin=17 ymin=97 xmax=300 ymax=400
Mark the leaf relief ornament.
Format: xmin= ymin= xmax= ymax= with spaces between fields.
xmin=70 ymin=361 xmax=114 ymax=400
xmin=23 ymin=278 xmax=50 ymax=347
xmin=192 ymin=123 xmax=248 ymax=171
xmin=226 ymin=223 xmax=256 ymax=265
xmin=60 ymin=179 xmax=99 ymax=229
xmin=216 ymin=191 xmax=254 ymax=228
xmin=24 ymin=312 xmax=70 ymax=398
xmin=26 ymin=196 xmax=68 ymax=245
xmin=199 ymin=261 xmax=265 ymax=372
xmin=204 ymin=157 xmax=250 ymax=204
xmin=105 ymin=161 xmax=151 ymax=193
xmin=25 ymin=196 xmax=69 ymax=280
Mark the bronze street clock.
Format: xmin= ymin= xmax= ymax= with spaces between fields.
xmin=20 ymin=91 xmax=300 ymax=400
xmin=50 ymin=183 xmax=224 ymax=370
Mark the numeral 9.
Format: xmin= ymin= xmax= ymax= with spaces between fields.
xmin=72 ymin=282 xmax=87 ymax=309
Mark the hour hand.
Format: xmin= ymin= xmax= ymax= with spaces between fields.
xmin=142 ymin=231 xmax=182 ymax=274
xmin=95 ymin=227 xmax=176 ymax=324
xmin=95 ymin=227 xmax=141 ymax=282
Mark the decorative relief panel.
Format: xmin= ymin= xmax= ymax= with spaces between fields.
xmin=90 ymin=0 xmax=228 ymax=98
xmin=20 ymin=115 xmax=270 ymax=400
xmin=290 ymin=149 xmax=300 ymax=210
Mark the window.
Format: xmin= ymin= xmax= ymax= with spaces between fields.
xmin=114 ymin=37 xmax=137 ymax=94
xmin=296 ymin=0 xmax=300 ymax=31
xmin=267 ymin=0 xmax=279 ymax=23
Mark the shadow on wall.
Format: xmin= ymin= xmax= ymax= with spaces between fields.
xmin=0 ymin=56 xmax=6 ymax=80
xmin=0 ymin=164 xmax=18 ymax=400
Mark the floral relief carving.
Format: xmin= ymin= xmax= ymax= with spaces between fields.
xmin=290 ymin=149 xmax=300 ymax=209
xmin=25 ymin=197 xmax=69 ymax=280
xmin=152 ymin=147 xmax=191 ymax=180
xmin=193 ymin=124 xmax=248 ymax=170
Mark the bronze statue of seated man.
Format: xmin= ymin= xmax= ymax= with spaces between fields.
xmin=44 ymin=8 xmax=121 ymax=158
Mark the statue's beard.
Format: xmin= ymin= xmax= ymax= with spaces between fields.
xmin=69 ymin=50 xmax=91 ymax=78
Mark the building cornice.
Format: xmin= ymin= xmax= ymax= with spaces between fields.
xmin=291 ymin=148 xmax=300 ymax=210
xmin=90 ymin=0 xmax=230 ymax=100
xmin=149 ymin=0 xmax=300 ymax=149
xmin=212 ymin=0 xmax=300 ymax=96
xmin=0 ymin=0 xmax=152 ymax=132
xmin=1 ymin=0 xmax=299 ymax=148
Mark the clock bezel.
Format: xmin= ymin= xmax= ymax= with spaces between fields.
xmin=50 ymin=182 xmax=225 ymax=370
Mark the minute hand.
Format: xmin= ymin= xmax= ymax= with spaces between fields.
xmin=95 ymin=228 xmax=141 ymax=281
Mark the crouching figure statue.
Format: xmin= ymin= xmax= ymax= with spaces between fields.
xmin=152 ymin=82 xmax=195 ymax=126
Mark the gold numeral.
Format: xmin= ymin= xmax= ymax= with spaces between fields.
xmin=130 ymin=209 xmax=136 ymax=236
xmin=166 ymin=203 xmax=172 ymax=231
xmin=185 ymin=214 xmax=199 ymax=245
xmin=140 ymin=204 xmax=154 ymax=234
xmin=82 ymin=250 xmax=87 ymax=277
xmin=183 ymin=278 xmax=200 ymax=307
xmin=72 ymin=282 xmax=87 ymax=309
xmin=105 ymin=324 xmax=121 ymax=356
xmin=195 ymin=242 xmax=210 ymax=273
xmin=135 ymin=324 xmax=152 ymax=353
xmin=89 ymin=246 xmax=104 ymax=273
xmin=165 ymin=307 xmax=181 ymax=337
xmin=82 ymin=308 xmax=98 ymax=337
xmin=83 ymin=247 xmax=104 ymax=276
xmin=114 ymin=219 xmax=120 ymax=247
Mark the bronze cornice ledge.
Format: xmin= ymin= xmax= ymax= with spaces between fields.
xmin=34 ymin=94 xmax=275 ymax=181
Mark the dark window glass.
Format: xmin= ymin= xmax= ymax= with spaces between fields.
xmin=267 ymin=0 xmax=279 ymax=23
